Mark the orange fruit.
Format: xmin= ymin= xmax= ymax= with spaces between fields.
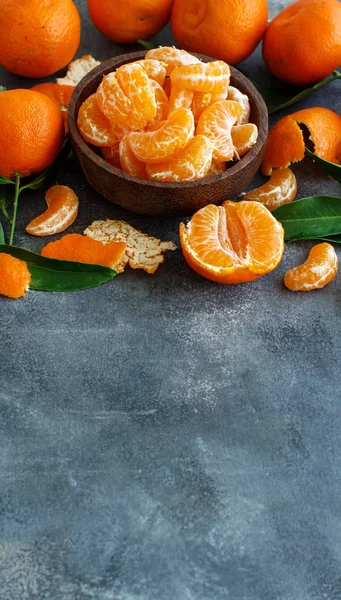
xmin=26 ymin=185 xmax=79 ymax=237
xmin=0 ymin=253 xmax=31 ymax=299
xmin=244 ymin=168 xmax=297 ymax=211
xmin=101 ymin=144 xmax=121 ymax=169
xmin=180 ymin=200 xmax=284 ymax=284
xmin=227 ymin=86 xmax=250 ymax=124
xmin=146 ymin=135 xmax=213 ymax=181
xmin=31 ymin=83 xmax=74 ymax=134
xmin=262 ymin=107 xmax=341 ymax=176
xmin=284 ymin=243 xmax=338 ymax=291
xmin=127 ymin=107 xmax=195 ymax=163
xmin=171 ymin=0 xmax=268 ymax=65
xmin=0 ymin=89 xmax=64 ymax=180
xmin=0 ymin=0 xmax=80 ymax=78
xmin=170 ymin=61 xmax=230 ymax=95
xmin=231 ymin=124 xmax=258 ymax=158
xmin=196 ymin=100 xmax=243 ymax=161
xmin=77 ymin=94 xmax=117 ymax=147
xmin=146 ymin=47 xmax=201 ymax=75
xmin=41 ymin=233 xmax=127 ymax=269
xmin=263 ymin=0 xmax=341 ymax=86
xmin=87 ymin=0 xmax=174 ymax=43
xmin=119 ymin=137 xmax=148 ymax=178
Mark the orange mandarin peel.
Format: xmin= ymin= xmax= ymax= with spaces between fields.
xmin=41 ymin=233 xmax=127 ymax=270
xmin=0 ymin=253 xmax=31 ymax=299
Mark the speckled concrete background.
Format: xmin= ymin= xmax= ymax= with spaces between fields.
xmin=1 ymin=2 xmax=341 ymax=599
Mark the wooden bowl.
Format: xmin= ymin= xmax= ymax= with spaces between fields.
xmin=69 ymin=51 xmax=268 ymax=217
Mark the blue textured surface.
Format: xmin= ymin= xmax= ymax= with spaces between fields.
xmin=1 ymin=1 xmax=341 ymax=598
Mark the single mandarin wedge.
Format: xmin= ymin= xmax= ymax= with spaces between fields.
xmin=41 ymin=233 xmax=127 ymax=269
xmin=101 ymin=144 xmax=121 ymax=168
xmin=146 ymin=47 xmax=201 ymax=75
xmin=119 ymin=137 xmax=148 ymax=178
xmin=196 ymin=100 xmax=243 ymax=161
xmin=244 ymin=168 xmax=297 ymax=211
xmin=168 ymin=87 xmax=194 ymax=114
xmin=116 ymin=62 xmax=156 ymax=123
xmin=127 ymin=107 xmax=195 ymax=164
xmin=146 ymin=135 xmax=213 ymax=182
xmin=231 ymin=123 xmax=258 ymax=159
xmin=26 ymin=185 xmax=79 ymax=237
xmin=171 ymin=61 xmax=230 ymax=95
xmin=227 ymin=86 xmax=250 ymax=124
xmin=0 ymin=253 xmax=31 ymax=299
xmin=77 ymin=94 xmax=117 ymax=146
xmin=137 ymin=59 xmax=167 ymax=86
xmin=191 ymin=91 xmax=227 ymax=122
xmin=262 ymin=107 xmax=341 ymax=175
xmin=180 ymin=200 xmax=284 ymax=284
xmin=284 ymin=243 xmax=338 ymax=291
xmin=146 ymin=80 xmax=169 ymax=128
xmin=31 ymin=82 xmax=74 ymax=133
xmin=206 ymin=160 xmax=227 ymax=176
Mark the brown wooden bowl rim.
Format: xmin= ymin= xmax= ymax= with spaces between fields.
xmin=68 ymin=50 xmax=268 ymax=189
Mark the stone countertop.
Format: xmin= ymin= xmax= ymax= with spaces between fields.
xmin=1 ymin=2 xmax=341 ymax=599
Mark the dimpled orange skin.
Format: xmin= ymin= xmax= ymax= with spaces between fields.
xmin=263 ymin=0 xmax=341 ymax=86
xmin=87 ymin=0 xmax=174 ymax=43
xmin=0 ymin=89 xmax=64 ymax=180
xmin=171 ymin=0 xmax=268 ymax=65
xmin=0 ymin=253 xmax=31 ymax=299
xmin=0 ymin=0 xmax=81 ymax=78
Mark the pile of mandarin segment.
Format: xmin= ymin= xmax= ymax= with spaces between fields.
xmin=77 ymin=47 xmax=258 ymax=183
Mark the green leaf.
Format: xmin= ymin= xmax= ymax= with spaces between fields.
xmin=320 ymin=234 xmax=341 ymax=243
xmin=137 ymin=39 xmax=156 ymax=50
xmin=0 ymin=86 xmax=7 ymax=92
xmin=272 ymin=196 xmax=341 ymax=241
xmin=0 ymin=222 xmax=4 ymax=244
xmin=0 ymin=175 xmax=15 ymax=185
xmin=255 ymin=71 xmax=341 ymax=114
xmin=0 ymin=245 xmax=117 ymax=292
xmin=305 ymin=148 xmax=341 ymax=183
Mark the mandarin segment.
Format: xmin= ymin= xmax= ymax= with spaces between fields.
xmin=0 ymin=253 xmax=31 ymax=299
xmin=180 ymin=200 xmax=284 ymax=284
xmin=231 ymin=123 xmax=258 ymax=158
xmin=145 ymin=47 xmax=201 ymax=75
xmin=196 ymin=100 xmax=243 ymax=161
xmin=191 ymin=91 xmax=227 ymax=122
xmin=116 ymin=62 xmax=156 ymax=123
xmin=26 ymin=185 xmax=79 ymax=237
xmin=138 ymin=59 xmax=167 ymax=86
xmin=227 ymin=86 xmax=250 ymax=124
xmin=101 ymin=144 xmax=121 ymax=169
xmin=127 ymin=107 xmax=195 ymax=163
xmin=168 ymin=87 xmax=194 ymax=114
xmin=41 ymin=233 xmax=126 ymax=269
xmin=77 ymin=93 xmax=117 ymax=146
xmin=146 ymin=80 xmax=169 ymax=128
xmin=170 ymin=60 xmax=230 ymax=95
xmin=206 ymin=160 xmax=227 ymax=177
xmin=243 ymin=168 xmax=297 ymax=211
xmin=284 ymin=243 xmax=338 ymax=291
xmin=119 ymin=137 xmax=148 ymax=178
xmin=96 ymin=71 xmax=151 ymax=129
xmin=146 ymin=135 xmax=213 ymax=182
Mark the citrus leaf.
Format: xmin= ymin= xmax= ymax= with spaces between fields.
xmin=0 ymin=175 xmax=15 ymax=185
xmin=255 ymin=71 xmax=341 ymax=114
xmin=0 ymin=222 xmax=4 ymax=244
xmin=320 ymin=234 xmax=341 ymax=243
xmin=137 ymin=39 xmax=156 ymax=50
xmin=0 ymin=244 xmax=117 ymax=292
xmin=305 ymin=148 xmax=341 ymax=183
xmin=272 ymin=196 xmax=341 ymax=241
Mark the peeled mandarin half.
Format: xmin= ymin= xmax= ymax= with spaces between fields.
xmin=262 ymin=107 xmax=341 ymax=175
xmin=284 ymin=243 xmax=338 ymax=291
xmin=180 ymin=200 xmax=284 ymax=284
xmin=196 ymin=100 xmax=243 ymax=161
xmin=145 ymin=47 xmax=201 ymax=75
xmin=119 ymin=136 xmax=148 ymax=178
xmin=146 ymin=135 xmax=213 ymax=182
xmin=41 ymin=233 xmax=127 ymax=269
xmin=26 ymin=185 xmax=79 ymax=237
xmin=0 ymin=253 xmax=31 ymax=299
xmin=231 ymin=123 xmax=258 ymax=158
xmin=127 ymin=107 xmax=195 ymax=163
xmin=243 ymin=168 xmax=297 ymax=211
xmin=77 ymin=94 xmax=117 ymax=146
xmin=170 ymin=60 xmax=230 ymax=95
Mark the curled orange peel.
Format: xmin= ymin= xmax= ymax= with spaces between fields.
xmin=262 ymin=107 xmax=341 ymax=176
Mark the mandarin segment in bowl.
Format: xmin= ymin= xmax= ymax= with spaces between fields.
xmin=196 ymin=100 xmax=244 ymax=161
xmin=77 ymin=93 xmax=117 ymax=147
xmin=146 ymin=135 xmax=213 ymax=182
xmin=284 ymin=242 xmax=338 ymax=291
xmin=170 ymin=60 xmax=230 ymax=95
xmin=227 ymin=86 xmax=250 ymax=124
xmin=231 ymin=123 xmax=258 ymax=158
xmin=120 ymin=137 xmax=148 ymax=178
xmin=145 ymin=47 xmax=201 ymax=75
